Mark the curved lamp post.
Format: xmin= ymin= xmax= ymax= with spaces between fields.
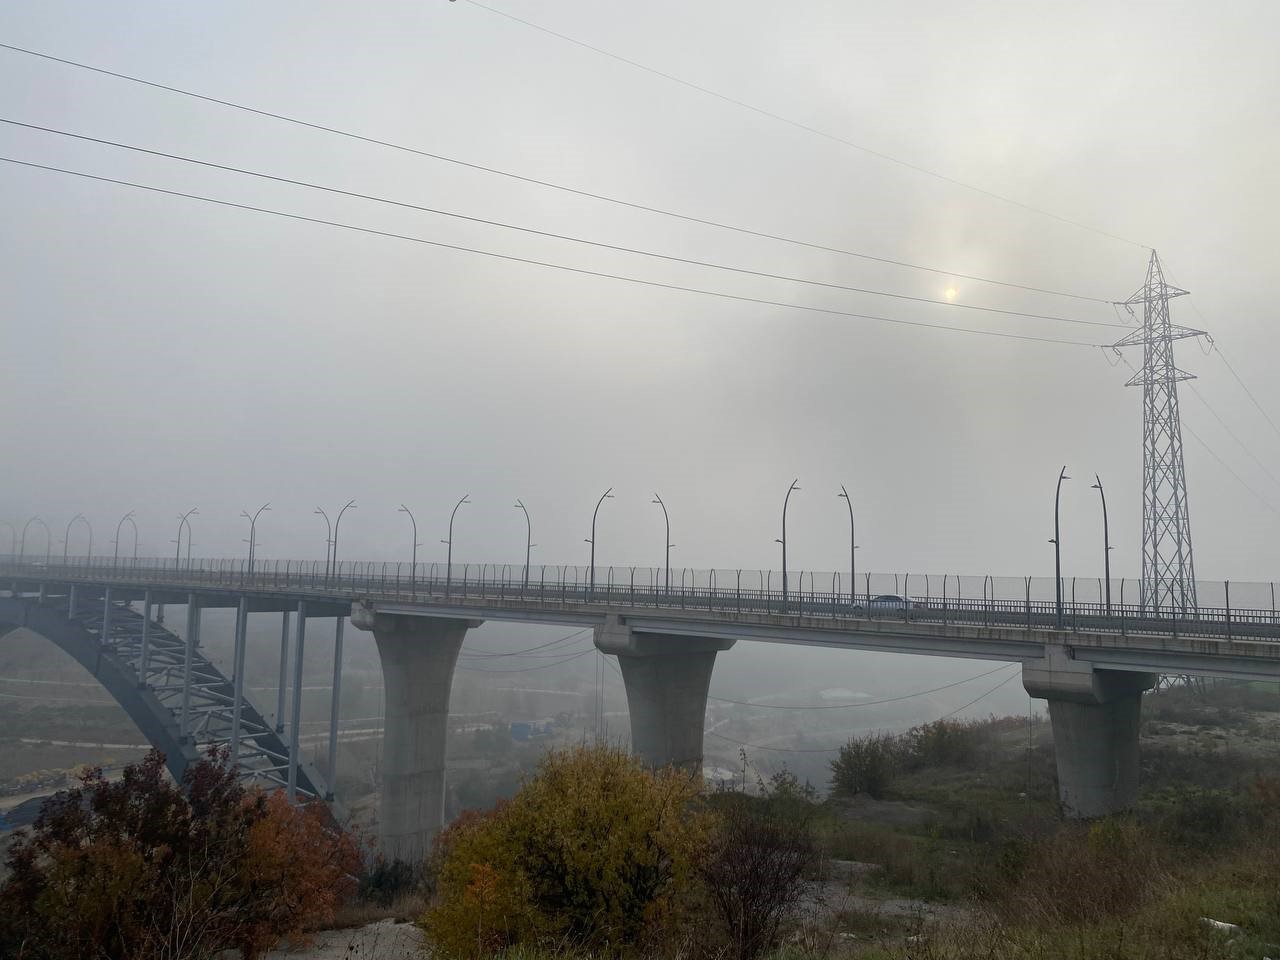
xmin=112 ymin=511 xmax=136 ymax=568
xmin=174 ymin=507 xmax=198 ymax=568
xmin=585 ymin=488 xmax=613 ymax=597
xmin=20 ymin=517 xmax=51 ymax=563
xmin=775 ymin=479 xmax=800 ymax=605
xmin=651 ymin=493 xmax=673 ymax=595
xmin=331 ymin=499 xmax=357 ymax=579
xmin=398 ymin=504 xmax=422 ymax=587
xmin=240 ymin=503 xmax=270 ymax=574
xmin=314 ymin=507 xmax=333 ymax=579
xmin=1050 ymin=467 xmax=1070 ymax=628
xmin=442 ymin=494 xmax=470 ymax=595
xmin=63 ymin=513 xmax=93 ymax=562
xmin=514 ymin=499 xmax=534 ymax=590
xmin=1091 ymin=474 xmax=1113 ymax=616
xmin=837 ymin=485 xmax=857 ymax=607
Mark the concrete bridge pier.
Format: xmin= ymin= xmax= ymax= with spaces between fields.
xmin=351 ymin=605 xmax=481 ymax=864
xmin=595 ymin=616 xmax=735 ymax=772
xmin=1022 ymin=646 xmax=1156 ymax=818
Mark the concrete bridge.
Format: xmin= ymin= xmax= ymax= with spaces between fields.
xmin=3 ymin=557 xmax=1279 ymax=863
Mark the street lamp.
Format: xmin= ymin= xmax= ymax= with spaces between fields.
xmin=1050 ymin=467 xmax=1070 ymax=628
xmin=63 ymin=514 xmax=93 ymax=562
xmin=398 ymin=504 xmax=422 ymax=587
xmin=651 ymin=493 xmax=673 ymax=595
xmin=442 ymin=494 xmax=470 ymax=595
xmin=174 ymin=508 xmax=197 ymax=569
xmin=314 ymin=507 xmax=333 ymax=579
xmin=1091 ymin=474 xmax=1113 ymax=616
xmin=331 ymin=499 xmax=357 ymax=578
xmin=240 ymin=503 xmax=270 ymax=574
xmin=585 ymin=488 xmax=613 ymax=597
xmin=837 ymin=485 xmax=858 ymax=607
xmin=514 ymin=499 xmax=534 ymax=590
xmin=775 ymin=479 xmax=800 ymax=606
xmin=112 ymin=511 xmax=136 ymax=568
xmin=20 ymin=517 xmax=51 ymax=563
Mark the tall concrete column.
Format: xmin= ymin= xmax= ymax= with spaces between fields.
xmin=595 ymin=616 xmax=735 ymax=772
xmin=1023 ymin=645 xmax=1155 ymax=818
xmin=351 ymin=604 xmax=481 ymax=864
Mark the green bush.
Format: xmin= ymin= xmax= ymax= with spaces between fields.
xmin=830 ymin=732 xmax=902 ymax=799
xmin=422 ymin=745 xmax=709 ymax=958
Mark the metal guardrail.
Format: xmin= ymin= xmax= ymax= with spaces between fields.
xmin=4 ymin=558 xmax=1279 ymax=643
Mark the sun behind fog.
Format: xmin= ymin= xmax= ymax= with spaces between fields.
xmin=944 ymin=287 xmax=959 ymax=301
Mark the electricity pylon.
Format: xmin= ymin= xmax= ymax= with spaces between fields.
xmin=1114 ymin=250 xmax=1205 ymax=616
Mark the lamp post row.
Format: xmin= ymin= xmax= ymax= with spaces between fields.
xmin=2 ymin=483 xmax=869 ymax=602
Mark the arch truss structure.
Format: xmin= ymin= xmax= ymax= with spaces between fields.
xmin=0 ymin=587 xmax=329 ymax=803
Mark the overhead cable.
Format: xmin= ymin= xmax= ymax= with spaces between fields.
xmin=457 ymin=647 xmax=597 ymax=673
xmin=461 ymin=627 xmax=591 ymax=658
xmin=708 ymin=662 xmax=1013 ymax=710
xmin=0 ymin=156 xmax=1108 ymax=348
xmin=0 ymin=118 xmax=1122 ymax=330
xmin=457 ymin=1 xmax=1148 ymax=251
xmin=0 ymin=41 xmax=1115 ymax=303
xmin=704 ymin=665 xmax=1020 ymax=754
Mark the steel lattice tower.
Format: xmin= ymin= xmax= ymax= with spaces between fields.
xmin=1114 ymin=250 xmax=1205 ymax=615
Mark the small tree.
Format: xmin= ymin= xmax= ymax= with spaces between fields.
xmin=701 ymin=784 xmax=816 ymax=960
xmin=830 ymin=732 xmax=901 ymax=799
xmin=0 ymin=748 xmax=359 ymax=960
xmin=423 ymin=744 xmax=710 ymax=957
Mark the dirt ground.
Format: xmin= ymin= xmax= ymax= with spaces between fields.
xmin=263 ymin=919 xmax=423 ymax=958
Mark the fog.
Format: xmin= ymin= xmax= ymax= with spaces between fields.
xmin=3 ymin=1 xmax=1278 ymax=728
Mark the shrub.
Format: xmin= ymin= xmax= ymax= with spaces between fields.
xmin=699 ymin=792 xmax=816 ymax=960
xmin=422 ymin=744 xmax=709 ymax=958
xmin=0 ymin=748 xmax=359 ymax=960
xmin=993 ymin=818 xmax=1167 ymax=925
xmin=358 ymin=857 xmax=427 ymax=907
xmin=830 ymin=732 xmax=902 ymax=799
xmin=902 ymin=719 xmax=985 ymax=769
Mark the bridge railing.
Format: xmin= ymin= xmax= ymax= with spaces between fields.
xmin=2 ymin=556 xmax=1277 ymax=642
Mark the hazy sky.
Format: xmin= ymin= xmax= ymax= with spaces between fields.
xmin=4 ymin=0 xmax=1279 ymax=589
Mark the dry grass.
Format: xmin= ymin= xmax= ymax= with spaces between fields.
xmin=327 ymin=892 xmax=427 ymax=931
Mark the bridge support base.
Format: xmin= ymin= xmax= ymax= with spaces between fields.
xmin=1023 ymin=646 xmax=1156 ymax=818
xmin=351 ymin=605 xmax=481 ymax=865
xmin=595 ymin=616 xmax=734 ymax=772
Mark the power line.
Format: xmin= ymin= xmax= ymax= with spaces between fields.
xmin=1182 ymin=421 xmax=1280 ymax=518
xmin=1185 ymin=382 xmax=1280 ymax=493
xmin=0 ymin=156 xmax=1108 ymax=348
xmin=457 ymin=0 xmax=1148 ymax=251
xmin=704 ymin=664 xmax=1021 ymax=754
xmin=0 ymin=118 xmax=1123 ymax=331
xmin=937 ymin=667 xmax=1020 ymax=719
xmin=1214 ymin=343 xmax=1280 ymax=447
xmin=1114 ymin=352 xmax=1280 ymax=516
xmin=0 ymin=41 xmax=1114 ymax=304
xmin=460 ymin=627 xmax=590 ymax=658
xmin=708 ymin=662 xmax=1013 ymax=710
xmin=456 ymin=647 xmax=597 ymax=673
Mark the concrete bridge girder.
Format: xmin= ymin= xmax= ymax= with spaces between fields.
xmin=595 ymin=615 xmax=735 ymax=772
xmin=1022 ymin=645 xmax=1157 ymax=818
